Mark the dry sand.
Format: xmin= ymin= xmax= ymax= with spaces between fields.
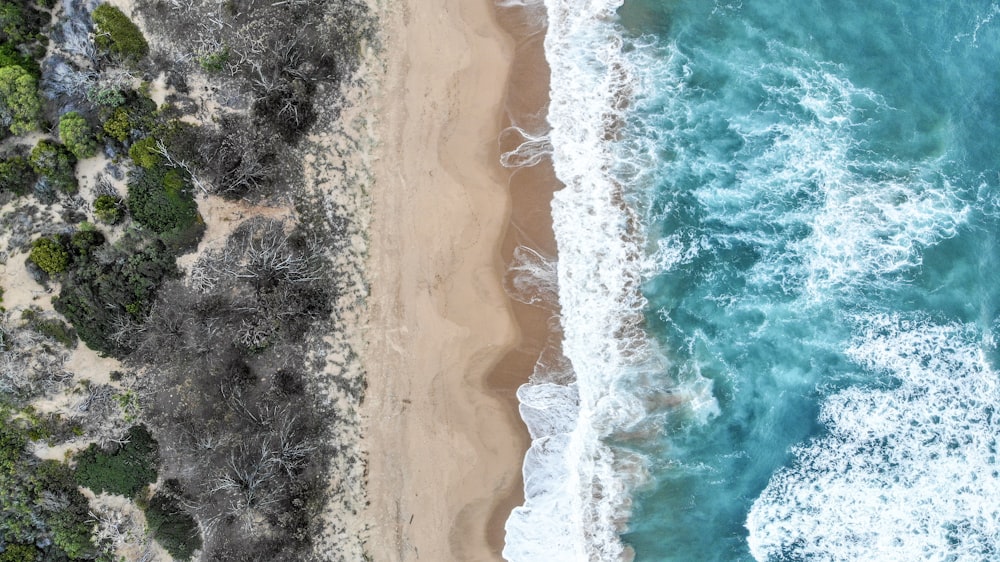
xmin=361 ymin=0 xmax=530 ymax=560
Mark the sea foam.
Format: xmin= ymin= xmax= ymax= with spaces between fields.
xmin=747 ymin=315 xmax=1000 ymax=561
xmin=502 ymin=0 xmax=668 ymax=559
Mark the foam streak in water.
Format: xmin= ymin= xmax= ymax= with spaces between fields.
xmin=747 ymin=315 xmax=1000 ymax=561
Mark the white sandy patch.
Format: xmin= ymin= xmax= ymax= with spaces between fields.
xmin=64 ymin=345 xmax=122 ymax=386
xmin=0 ymin=251 xmax=52 ymax=311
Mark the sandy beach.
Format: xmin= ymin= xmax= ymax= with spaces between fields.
xmin=361 ymin=0 xmax=529 ymax=560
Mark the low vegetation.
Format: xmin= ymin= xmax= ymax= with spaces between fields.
xmin=92 ymin=4 xmax=148 ymax=61
xmin=73 ymin=424 xmax=158 ymax=497
xmin=0 ymin=0 xmax=374 ymax=559
xmin=0 ymin=408 xmax=96 ymax=560
xmin=58 ymin=111 xmax=98 ymax=159
xmin=142 ymin=481 xmax=203 ymax=560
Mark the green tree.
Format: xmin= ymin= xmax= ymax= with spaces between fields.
xmin=93 ymin=194 xmax=122 ymax=224
xmin=0 ymin=154 xmax=35 ymax=195
xmin=128 ymin=136 xmax=160 ymax=168
xmin=73 ymin=425 xmax=158 ymax=497
xmin=28 ymin=236 xmax=69 ymax=274
xmin=127 ymin=166 xmax=199 ymax=234
xmin=58 ymin=112 xmax=98 ymax=159
xmin=0 ymin=64 xmax=39 ymax=135
xmin=30 ymin=140 xmax=77 ymax=193
xmin=92 ymin=4 xmax=148 ymax=60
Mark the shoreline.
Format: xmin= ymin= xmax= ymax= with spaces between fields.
xmin=487 ymin=2 xmax=563 ymax=556
xmin=361 ymin=0 xmax=528 ymax=560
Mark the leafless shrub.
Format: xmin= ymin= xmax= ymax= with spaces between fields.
xmin=0 ymin=313 xmax=73 ymax=400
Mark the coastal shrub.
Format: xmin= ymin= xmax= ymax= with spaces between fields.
xmin=102 ymin=105 xmax=131 ymax=142
xmin=22 ymin=308 xmax=77 ymax=347
xmin=144 ymin=483 xmax=202 ymax=561
xmin=32 ymin=317 xmax=77 ymax=347
xmin=197 ymin=47 xmax=229 ymax=73
xmin=28 ymin=236 xmax=69 ymax=274
xmin=0 ymin=544 xmax=36 ymax=561
xmin=100 ymin=93 xmax=156 ymax=142
xmin=87 ymin=85 xmax=125 ymax=108
xmin=128 ymin=135 xmax=160 ymax=168
xmin=73 ymin=424 xmax=158 ymax=497
xmin=92 ymin=4 xmax=148 ymax=60
xmin=70 ymin=227 xmax=106 ymax=262
xmin=58 ymin=111 xmax=98 ymax=159
xmin=0 ymin=0 xmax=48 ymax=47
xmin=0 ymin=43 xmax=38 ymax=77
xmin=127 ymin=166 xmax=199 ymax=234
xmin=93 ymin=194 xmax=122 ymax=223
xmin=0 ymin=153 xmax=35 ymax=195
xmin=29 ymin=140 xmax=77 ymax=194
xmin=0 ymin=2 xmax=31 ymax=43
xmin=0 ymin=64 xmax=39 ymax=135
xmin=54 ymin=235 xmax=176 ymax=355
xmin=0 ymin=410 xmax=96 ymax=560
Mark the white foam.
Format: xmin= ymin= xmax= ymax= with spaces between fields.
xmin=500 ymin=126 xmax=553 ymax=169
xmin=747 ymin=314 xmax=1000 ymax=561
xmin=505 ymin=246 xmax=559 ymax=309
xmin=501 ymin=0 xmax=700 ymax=559
xmin=637 ymin=43 xmax=969 ymax=302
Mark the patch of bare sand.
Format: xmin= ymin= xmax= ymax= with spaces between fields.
xmin=361 ymin=0 xmax=526 ymax=560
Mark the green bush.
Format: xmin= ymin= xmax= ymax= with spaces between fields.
xmin=54 ymin=235 xmax=176 ymax=356
xmin=73 ymin=425 xmax=158 ymax=497
xmin=28 ymin=315 xmax=77 ymax=348
xmin=102 ymin=105 xmax=131 ymax=142
xmin=0 ymin=64 xmax=39 ymax=135
xmin=93 ymin=194 xmax=122 ymax=224
xmin=29 ymin=140 xmax=77 ymax=194
xmin=127 ymin=166 xmax=199 ymax=234
xmin=128 ymin=136 xmax=161 ymax=168
xmin=197 ymin=47 xmax=229 ymax=73
xmin=58 ymin=111 xmax=98 ymax=159
xmin=144 ymin=484 xmax=202 ymax=561
xmin=28 ymin=236 xmax=69 ymax=274
xmin=0 ymin=154 xmax=35 ymax=195
xmin=0 ymin=410 xmax=97 ymax=560
xmin=0 ymin=543 xmax=36 ymax=561
xmin=92 ymin=4 xmax=148 ymax=60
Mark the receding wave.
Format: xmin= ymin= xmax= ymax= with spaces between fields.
xmin=502 ymin=0 xmax=691 ymax=559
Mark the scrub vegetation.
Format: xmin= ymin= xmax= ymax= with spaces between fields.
xmin=0 ymin=0 xmax=374 ymax=559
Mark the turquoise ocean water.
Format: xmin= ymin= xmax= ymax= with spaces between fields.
xmin=503 ymin=1 xmax=1000 ymax=561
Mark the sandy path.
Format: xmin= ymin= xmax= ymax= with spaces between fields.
xmin=362 ymin=0 xmax=527 ymax=560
